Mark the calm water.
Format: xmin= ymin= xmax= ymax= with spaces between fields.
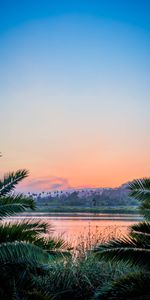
xmin=10 ymin=213 xmax=141 ymax=246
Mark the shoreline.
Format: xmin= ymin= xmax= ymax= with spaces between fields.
xmin=13 ymin=212 xmax=142 ymax=221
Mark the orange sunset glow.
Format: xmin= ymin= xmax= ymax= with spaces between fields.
xmin=0 ymin=1 xmax=149 ymax=193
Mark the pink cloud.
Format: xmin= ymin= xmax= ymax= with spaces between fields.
xmin=17 ymin=176 xmax=70 ymax=192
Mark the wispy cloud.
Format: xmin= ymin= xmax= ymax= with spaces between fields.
xmin=17 ymin=176 xmax=70 ymax=192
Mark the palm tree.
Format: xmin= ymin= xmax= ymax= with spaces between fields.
xmin=93 ymin=178 xmax=150 ymax=299
xmin=129 ymin=178 xmax=150 ymax=220
xmin=0 ymin=169 xmax=69 ymax=299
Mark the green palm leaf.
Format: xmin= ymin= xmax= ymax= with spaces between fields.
xmin=0 ymin=194 xmax=35 ymax=207
xmin=22 ymin=221 xmax=70 ymax=253
xmin=0 ymin=220 xmax=69 ymax=255
xmin=0 ymin=220 xmax=50 ymax=243
xmin=0 ymin=203 xmax=30 ymax=217
xmin=0 ymin=166 xmax=72 ymax=299
xmin=20 ymin=219 xmax=49 ymax=233
xmin=131 ymin=221 xmax=150 ymax=235
xmin=93 ymin=177 xmax=150 ymax=300
xmin=128 ymin=178 xmax=150 ymax=219
xmin=95 ymin=272 xmax=150 ymax=300
xmin=129 ymin=222 xmax=150 ymax=246
xmin=0 ymin=194 xmax=35 ymax=217
xmin=0 ymin=169 xmax=29 ymax=196
xmin=0 ymin=242 xmax=51 ymax=267
xmin=34 ymin=236 xmax=71 ymax=257
xmin=128 ymin=178 xmax=150 ymax=203
xmin=94 ymin=236 xmax=150 ymax=269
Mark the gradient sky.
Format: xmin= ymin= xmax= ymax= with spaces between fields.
xmin=0 ymin=0 xmax=150 ymax=192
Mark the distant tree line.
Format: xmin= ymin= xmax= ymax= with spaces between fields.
xmin=34 ymin=186 xmax=138 ymax=207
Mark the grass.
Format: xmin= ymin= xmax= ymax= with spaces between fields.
xmin=27 ymin=225 xmax=133 ymax=300
xmin=7 ymin=207 xmax=140 ymax=298
xmin=74 ymin=224 xmax=123 ymax=258
xmin=26 ymin=205 xmax=139 ymax=214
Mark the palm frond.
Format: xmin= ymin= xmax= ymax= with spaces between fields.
xmin=0 ymin=194 xmax=35 ymax=208
xmin=0 ymin=242 xmax=51 ymax=267
xmin=131 ymin=221 xmax=150 ymax=235
xmin=30 ymin=263 xmax=76 ymax=300
xmin=0 ymin=195 xmax=35 ymax=217
xmin=0 ymin=169 xmax=29 ymax=196
xmin=0 ymin=220 xmax=50 ymax=243
xmin=140 ymin=204 xmax=150 ymax=220
xmin=128 ymin=178 xmax=150 ymax=202
xmin=34 ymin=237 xmax=71 ymax=258
xmin=94 ymin=272 xmax=150 ymax=300
xmin=0 ymin=220 xmax=70 ymax=258
xmin=141 ymin=209 xmax=150 ymax=220
xmin=93 ymin=236 xmax=150 ymax=269
xmin=21 ymin=219 xmax=50 ymax=233
xmin=129 ymin=221 xmax=150 ymax=245
xmin=128 ymin=178 xmax=150 ymax=219
xmin=0 ymin=203 xmax=29 ymax=218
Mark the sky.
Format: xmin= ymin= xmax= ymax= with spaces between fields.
xmin=0 ymin=0 xmax=150 ymax=192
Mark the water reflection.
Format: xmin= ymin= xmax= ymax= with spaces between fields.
xmin=8 ymin=213 xmax=139 ymax=246
xmin=50 ymin=219 xmax=138 ymax=245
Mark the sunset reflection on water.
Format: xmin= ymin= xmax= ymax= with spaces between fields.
xmin=49 ymin=218 xmax=139 ymax=247
xmin=8 ymin=214 xmax=140 ymax=248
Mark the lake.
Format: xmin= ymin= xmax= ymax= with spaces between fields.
xmin=10 ymin=213 xmax=141 ymax=247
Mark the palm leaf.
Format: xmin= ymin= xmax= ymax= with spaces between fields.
xmin=0 ymin=194 xmax=35 ymax=208
xmin=30 ymin=263 xmax=76 ymax=300
xmin=0 ymin=203 xmax=31 ymax=218
xmin=0 ymin=195 xmax=35 ymax=217
xmin=93 ymin=236 xmax=150 ymax=269
xmin=131 ymin=221 xmax=150 ymax=235
xmin=0 ymin=220 xmax=70 ymax=257
xmin=128 ymin=178 xmax=150 ymax=202
xmin=0 ymin=242 xmax=51 ymax=267
xmin=20 ymin=219 xmax=49 ymax=233
xmin=94 ymin=272 xmax=150 ymax=300
xmin=129 ymin=221 xmax=150 ymax=245
xmin=128 ymin=178 xmax=150 ymax=219
xmin=0 ymin=220 xmax=50 ymax=243
xmin=34 ymin=237 xmax=71 ymax=257
xmin=0 ymin=169 xmax=29 ymax=196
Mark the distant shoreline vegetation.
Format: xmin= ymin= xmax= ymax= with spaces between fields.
xmin=26 ymin=184 xmax=139 ymax=214
xmin=25 ymin=206 xmax=139 ymax=214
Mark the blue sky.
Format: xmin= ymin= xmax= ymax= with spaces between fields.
xmin=0 ymin=1 xmax=150 ymax=31
xmin=0 ymin=0 xmax=150 ymax=191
